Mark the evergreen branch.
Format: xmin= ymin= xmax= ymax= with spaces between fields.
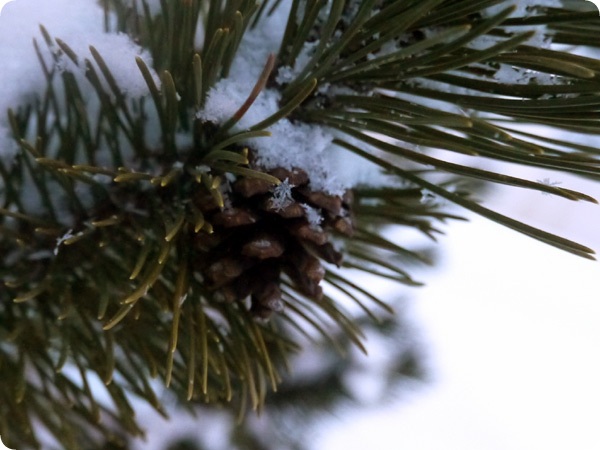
xmin=333 ymin=122 xmax=598 ymax=203
xmin=3 ymin=2 xmax=600 ymax=448
xmin=336 ymin=139 xmax=596 ymax=260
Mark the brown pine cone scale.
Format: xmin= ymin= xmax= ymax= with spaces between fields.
xmin=191 ymin=165 xmax=355 ymax=319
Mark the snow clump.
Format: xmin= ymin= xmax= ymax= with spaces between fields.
xmin=197 ymin=2 xmax=386 ymax=196
xmin=0 ymin=0 xmax=158 ymax=161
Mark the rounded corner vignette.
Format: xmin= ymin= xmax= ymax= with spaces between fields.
xmin=0 ymin=0 xmax=15 ymax=17
xmin=584 ymin=0 xmax=600 ymax=14
xmin=0 ymin=434 xmax=14 ymax=450
xmin=0 ymin=1 xmax=11 ymax=9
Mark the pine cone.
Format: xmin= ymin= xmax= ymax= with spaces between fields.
xmin=193 ymin=166 xmax=354 ymax=320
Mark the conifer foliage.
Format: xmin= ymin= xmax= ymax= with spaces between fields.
xmin=1 ymin=1 xmax=599 ymax=448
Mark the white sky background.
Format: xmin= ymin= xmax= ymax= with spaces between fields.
xmin=316 ymin=168 xmax=600 ymax=450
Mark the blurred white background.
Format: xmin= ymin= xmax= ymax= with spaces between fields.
xmin=315 ymin=170 xmax=600 ymax=450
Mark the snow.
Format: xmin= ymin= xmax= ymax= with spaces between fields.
xmin=54 ymin=228 xmax=74 ymax=255
xmin=270 ymin=178 xmax=294 ymax=211
xmin=0 ymin=0 xmax=400 ymax=197
xmin=275 ymin=41 xmax=319 ymax=84
xmin=484 ymin=0 xmax=561 ymax=59
xmin=493 ymin=64 xmax=562 ymax=85
xmin=0 ymin=0 xmax=585 ymax=198
xmin=0 ymin=0 xmax=158 ymax=161
xmin=469 ymin=30 xmax=551 ymax=52
xmin=198 ymin=2 xmax=386 ymax=196
xmin=301 ymin=203 xmax=323 ymax=227
xmin=485 ymin=0 xmax=562 ymax=17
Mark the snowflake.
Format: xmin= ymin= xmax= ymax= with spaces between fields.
xmin=420 ymin=189 xmax=437 ymax=205
xmin=301 ymin=203 xmax=323 ymax=227
xmin=54 ymin=229 xmax=74 ymax=255
xmin=270 ymin=178 xmax=294 ymax=211
xmin=537 ymin=177 xmax=562 ymax=195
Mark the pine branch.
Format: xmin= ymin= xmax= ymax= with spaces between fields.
xmin=1 ymin=1 xmax=599 ymax=448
